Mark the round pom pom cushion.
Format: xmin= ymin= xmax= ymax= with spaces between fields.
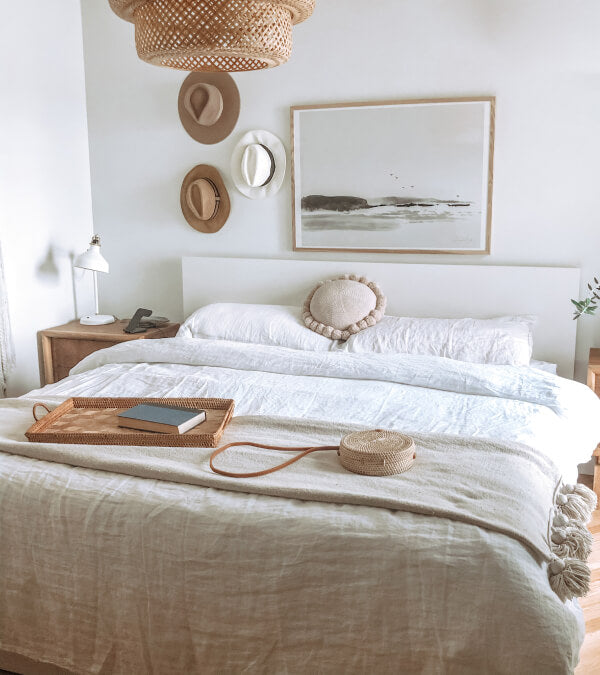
xmin=302 ymin=275 xmax=386 ymax=340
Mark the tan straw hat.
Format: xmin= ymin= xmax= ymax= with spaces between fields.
xmin=180 ymin=165 xmax=230 ymax=233
xmin=178 ymin=72 xmax=240 ymax=144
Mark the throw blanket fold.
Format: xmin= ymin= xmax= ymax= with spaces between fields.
xmin=1 ymin=399 xmax=595 ymax=601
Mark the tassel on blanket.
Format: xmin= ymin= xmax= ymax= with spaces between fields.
xmin=560 ymin=483 xmax=597 ymax=517
xmin=552 ymin=512 xmax=570 ymax=528
xmin=556 ymin=489 xmax=595 ymax=523
xmin=548 ymin=557 xmax=591 ymax=602
xmin=548 ymin=483 xmax=596 ymax=601
xmin=551 ymin=525 xmax=593 ymax=561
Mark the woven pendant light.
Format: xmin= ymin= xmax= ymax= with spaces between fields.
xmin=109 ymin=0 xmax=315 ymax=72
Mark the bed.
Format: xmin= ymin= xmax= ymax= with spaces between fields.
xmin=1 ymin=258 xmax=599 ymax=674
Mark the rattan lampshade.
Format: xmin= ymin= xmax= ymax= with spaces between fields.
xmin=109 ymin=0 xmax=315 ymax=71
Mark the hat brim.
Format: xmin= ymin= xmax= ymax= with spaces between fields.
xmin=180 ymin=165 xmax=231 ymax=233
xmin=178 ymin=73 xmax=240 ymax=145
xmin=230 ymin=130 xmax=287 ymax=199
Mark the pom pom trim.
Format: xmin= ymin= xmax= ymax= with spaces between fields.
xmin=302 ymin=274 xmax=387 ymax=341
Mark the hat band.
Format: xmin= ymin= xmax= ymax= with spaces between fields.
xmin=186 ymin=178 xmax=221 ymax=221
xmin=258 ymin=144 xmax=276 ymax=187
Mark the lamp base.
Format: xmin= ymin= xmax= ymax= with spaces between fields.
xmin=80 ymin=314 xmax=116 ymax=326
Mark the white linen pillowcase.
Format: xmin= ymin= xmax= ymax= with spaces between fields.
xmin=530 ymin=359 xmax=557 ymax=375
xmin=177 ymin=303 xmax=339 ymax=351
xmin=341 ymin=315 xmax=535 ymax=366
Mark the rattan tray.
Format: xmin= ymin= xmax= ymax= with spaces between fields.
xmin=25 ymin=397 xmax=235 ymax=448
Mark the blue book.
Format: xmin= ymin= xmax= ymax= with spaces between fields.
xmin=117 ymin=404 xmax=206 ymax=434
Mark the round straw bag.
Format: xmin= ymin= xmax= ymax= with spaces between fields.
xmin=338 ymin=429 xmax=415 ymax=476
xmin=210 ymin=429 xmax=416 ymax=478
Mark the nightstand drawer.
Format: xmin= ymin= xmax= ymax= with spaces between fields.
xmin=51 ymin=338 xmax=119 ymax=382
xmin=588 ymin=348 xmax=600 ymax=398
xmin=39 ymin=319 xmax=180 ymax=385
xmin=589 ymin=371 xmax=600 ymax=397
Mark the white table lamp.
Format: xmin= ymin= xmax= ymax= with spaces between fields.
xmin=74 ymin=235 xmax=115 ymax=325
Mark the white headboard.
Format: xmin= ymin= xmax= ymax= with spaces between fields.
xmin=182 ymin=257 xmax=580 ymax=377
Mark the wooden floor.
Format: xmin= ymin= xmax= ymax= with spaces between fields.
xmin=576 ymin=506 xmax=600 ymax=673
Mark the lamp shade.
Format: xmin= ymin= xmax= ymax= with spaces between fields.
xmin=74 ymin=235 xmax=109 ymax=274
xmin=108 ymin=0 xmax=315 ymax=72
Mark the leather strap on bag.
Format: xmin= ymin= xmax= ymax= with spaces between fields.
xmin=210 ymin=441 xmax=339 ymax=478
xmin=210 ymin=430 xmax=416 ymax=479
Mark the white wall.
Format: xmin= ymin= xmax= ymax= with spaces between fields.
xmin=80 ymin=0 xmax=600 ymax=382
xmin=0 ymin=0 xmax=94 ymax=396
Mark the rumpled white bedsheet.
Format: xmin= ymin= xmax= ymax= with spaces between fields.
xmin=38 ymin=337 xmax=600 ymax=481
xmin=2 ymin=338 xmax=599 ymax=674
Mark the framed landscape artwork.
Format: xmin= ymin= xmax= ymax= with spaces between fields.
xmin=291 ymin=97 xmax=495 ymax=254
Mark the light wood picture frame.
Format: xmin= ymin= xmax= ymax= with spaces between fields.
xmin=291 ymin=96 xmax=495 ymax=254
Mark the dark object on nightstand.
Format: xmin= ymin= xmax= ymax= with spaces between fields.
xmin=124 ymin=308 xmax=153 ymax=334
xmin=38 ymin=319 xmax=180 ymax=386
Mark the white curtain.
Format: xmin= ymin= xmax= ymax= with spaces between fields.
xmin=0 ymin=243 xmax=15 ymax=396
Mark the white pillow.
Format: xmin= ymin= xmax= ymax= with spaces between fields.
xmin=341 ymin=315 xmax=535 ymax=366
xmin=530 ymin=359 xmax=557 ymax=375
xmin=177 ymin=303 xmax=338 ymax=351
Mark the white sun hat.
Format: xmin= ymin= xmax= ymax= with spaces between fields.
xmin=230 ymin=130 xmax=286 ymax=199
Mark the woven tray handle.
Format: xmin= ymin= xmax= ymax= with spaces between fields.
xmin=32 ymin=403 xmax=52 ymax=422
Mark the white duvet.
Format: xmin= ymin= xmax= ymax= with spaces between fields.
xmin=33 ymin=336 xmax=600 ymax=482
xmin=2 ymin=337 xmax=600 ymax=674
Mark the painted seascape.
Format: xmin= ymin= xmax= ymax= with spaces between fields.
xmin=300 ymin=194 xmax=481 ymax=249
xmin=292 ymin=99 xmax=493 ymax=252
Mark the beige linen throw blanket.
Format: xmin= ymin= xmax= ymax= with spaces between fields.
xmin=1 ymin=398 xmax=595 ymax=602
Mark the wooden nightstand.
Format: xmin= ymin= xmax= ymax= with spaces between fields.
xmin=39 ymin=319 xmax=180 ymax=385
xmin=588 ymin=348 xmax=600 ymax=505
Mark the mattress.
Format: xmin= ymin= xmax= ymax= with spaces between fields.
xmin=1 ymin=337 xmax=599 ymax=674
